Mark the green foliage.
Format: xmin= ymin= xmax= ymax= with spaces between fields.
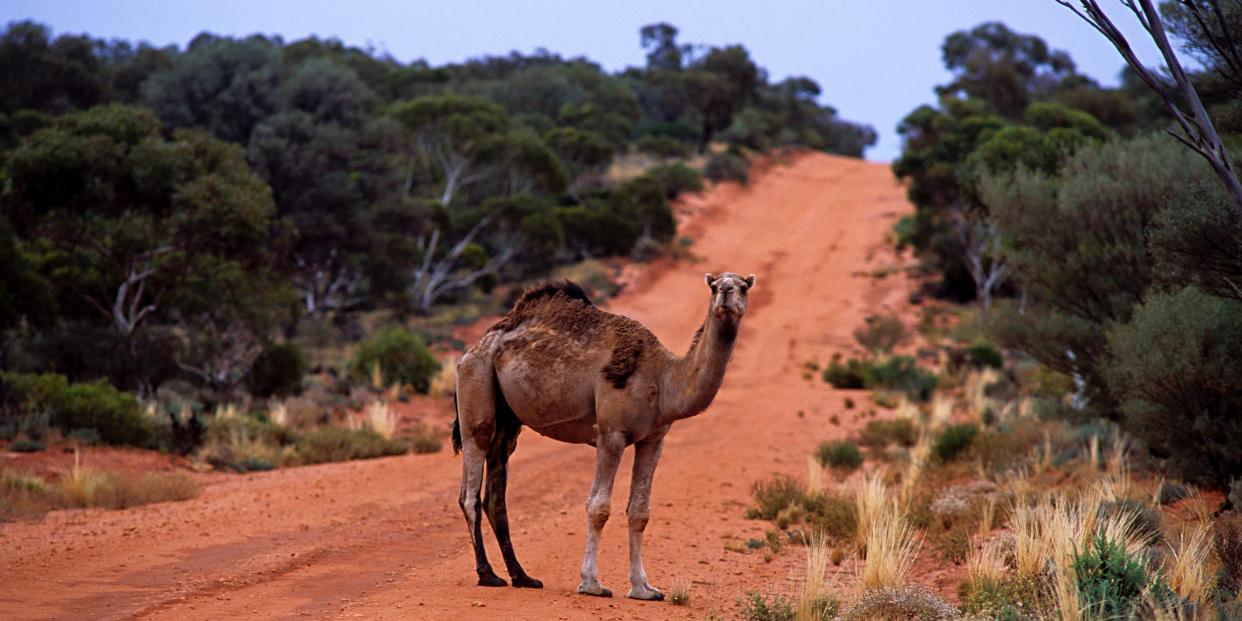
xmin=932 ymin=424 xmax=978 ymax=462
xmin=747 ymin=474 xmax=803 ymax=521
xmin=9 ymin=439 xmax=45 ymax=452
xmin=823 ymin=355 xmax=866 ymax=389
xmin=1105 ymin=287 xmax=1242 ymax=488
xmin=1 ymin=373 xmax=152 ymax=446
xmin=704 ymin=151 xmax=749 ymax=184
xmin=740 ymin=591 xmax=795 ymax=621
xmin=853 ymin=315 xmax=907 ymax=356
xmin=984 ymin=134 xmax=1216 ymax=414
xmin=247 ymin=343 xmax=307 ymax=398
xmin=295 ymin=427 xmax=408 ymax=464
xmin=859 ymin=418 xmax=918 ymax=449
xmin=865 ymin=356 xmax=939 ymax=402
xmin=645 ymin=163 xmax=703 ymax=199
xmin=635 ymin=134 xmax=689 ymax=159
xmin=349 ymin=328 xmax=440 ymax=393
xmin=1073 ymin=534 xmax=1164 ymax=619
xmin=964 ymin=342 xmax=1004 ymax=369
xmin=816 ymin=440 xmax=864 ymax=471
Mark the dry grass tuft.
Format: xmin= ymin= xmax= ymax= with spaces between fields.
xmin=358 ymin=400 xmax=399 ymax=440
xmin=267 ymin=399 xmax=289 ymax=427
xmin=967 ymin=535 xmax=1009 ymax=587
xmin=669 ymin=582 xmax=690 ymax=606
xmin=214 ymin=403 xmax=240 ymax=420
xmin=428 ymin=357 xmax=458 ymax=398
xmin=855 ymin=473 xmax=892 ymax=552
xmin=1165 ymin=522 xmax=1214 ymax=607
xmin=807 ymin=457 xmax=824 ymax=495
xmin=797 ymin=532 xmax=838 ymax=621
xmin=58 ymin=450 xmax=109 ymax=507
xmin=859 ymin=512 xmax=921 ymax=591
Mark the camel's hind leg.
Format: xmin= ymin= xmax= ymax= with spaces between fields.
xmin=456 ymin=350 xmax=506 ymax=587
xmin=483 ymin=402 xmax=541 ymax=588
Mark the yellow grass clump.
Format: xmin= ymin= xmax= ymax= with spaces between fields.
xmin=429 ymin=357 xmax=459 ymax=397
xmin=267 ymin=399 xmax=289 ymax=427
xmin=1165 ymin=522 xmax=1214 ymax=607
xmin=855 ymin=473 xmax=892 ymax=552
xmin=58 ymin=449 xmax=109 ymax=507
xmin=358 ymin=400 xmax=400 ymax=440
xmin=967 ymin=535 xmax=1009 ymax=588
xmin=858 ymin=511 xmax=921 ymax=591
xmin=797 ymin=532 xmax=837 ymax=621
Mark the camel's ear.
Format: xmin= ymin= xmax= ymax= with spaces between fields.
xmin=744 ymin=274 xmax=756 ymax=289
xmin=704 ymin=273 xmax=715 ymax=288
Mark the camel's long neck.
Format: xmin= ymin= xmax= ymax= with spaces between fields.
xmin=660 ymin=310 xmax=739 ymax=423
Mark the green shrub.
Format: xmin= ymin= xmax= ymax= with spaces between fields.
xmin=964 ymin=343 xmax=1004 ymax=369
xmin=854 ymin=315 xmax=907 ymax=355
xmin=816 ymin=440 xmax=863 ymax=470
xmin=295 ymin=427 xmax=408 ymax=464
xmin=864 ymin=356 xmax=938 ymax=401
xmin=646 ymin=163 xmax=704 ymax=199
xmin=636 ymin=134 xmax=690 ymax=159
xmin=9 ymin=438 xmax=45 ymax=452
xmin=1 ymin=373 xmax=152 ymax=446
xmin=932 ymin=424 xmax=978 ymax=462
xmin=747 ymin=474 xmax=803 ymax=520
xmin=67 ymin=428 xmax=101 ymax=445
xmin=1073 ymin=534 xmax=1165 ymax=619
xmin=348 ymin=328 xmax=440 ymax=393
xmin=1105 ymin=287 xmax=1242 ymax=488
xmin=704 ymin=151 xmax=749 ymax=184
xmin=801 ymin=492 xmax=857 ymax=541
xmin=205 ymin=414 xmax=298 ymax=447
xmin=248 ymin=342 xmax=307 ymax=398
xmin=859 ymin=418 xmax=918 ymax=448
xmin=823 ymin=355 xmax=866 ymax=389
xmin=740 ymin=591 xmax=794 ymax=621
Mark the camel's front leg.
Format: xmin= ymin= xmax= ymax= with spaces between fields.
xmin=578 ymin=430 xmax=624 ymax=597
xmin=626 ymin=431 xmax=667 ymax=601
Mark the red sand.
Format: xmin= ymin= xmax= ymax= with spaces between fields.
xmin=0 ymin=152 xmax=924 ymax=620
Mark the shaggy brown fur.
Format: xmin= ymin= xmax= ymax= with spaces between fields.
xmin=491 ymin=280 xmax=659 ymax=389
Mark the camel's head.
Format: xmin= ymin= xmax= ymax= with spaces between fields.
xmin=704 ymin=272 xmax=755 ymax=322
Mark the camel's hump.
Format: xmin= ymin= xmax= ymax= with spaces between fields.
xmin=487 ymin=280 xmax=594 ymax=334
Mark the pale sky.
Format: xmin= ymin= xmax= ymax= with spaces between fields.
xmin=3 ymin=1 xmax=1170 ymax=161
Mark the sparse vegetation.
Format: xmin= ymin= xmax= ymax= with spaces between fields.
xmin=2 ymin=453 xmax=202 ymax=521
xmin=741 ymin=591 xmax=795 ymax=621
xmin=816 ymin=440 xmax=863 ymax=471
xmin=348 ymin=328 xmax=440 ymax=394
xmin=931 ymin=424 xmax=977 ymax=463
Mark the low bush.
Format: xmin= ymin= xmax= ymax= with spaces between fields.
xmin=964 ymin=342 xmax=1004 ymax=369
xmin=248 ymin=342 xmax=307 ymax=398
xmin=704 ymin=151 xmax=749 ymax=184
xmin=1 ymin=373 xmax=152 ymax=446
xmin=740 ymin=591 xmax=794 ymax=621
xmin=296 ymin=427 xmax=408 ymax=464
xmin=349 ymin=328 xmax=440 ymax=393
xmin=9 ymin=438 xmax=45 ymax=452
xmin=865 ymin=356 xmax=938 ymax=402
xmin=823 ymin=355 xmax=866 ymax=389
xmin=859 ymin=418 xmax=918 ymax=448
xmin=636 ymin=134 xmax=690 ymax=159
xmin=646 ymin=163 xmax=704 ymax=199
xmin=1105 ymin=287 xmax=1242 ymax=488
xmin=854 ymin=315 xmax=907 ymax=355
xmin=816 ymin=440 xmax=863 ymax=471
xmin=838 ymin=586 xmax=958 ymax=621
xmin=801 ymin=492 xmax=858 ymax=541
xmin=1215 ymin=516 xmax=1242 ymax=598
xmin=932 ymin=424 xmax=978 ymax=462
xmin=1073 ymin=533 xmax=1167 ymax=619
xmin=748 ymin=474 xmax=804 ymax=521
xmin=2 ymin=465 xmax=200 ymax=519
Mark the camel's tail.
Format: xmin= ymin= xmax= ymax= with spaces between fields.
xmin=451 ymin=393 xmax=462 ymax=455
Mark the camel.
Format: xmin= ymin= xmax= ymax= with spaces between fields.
xmin=452 ymin=271 xmax=755 ymax=600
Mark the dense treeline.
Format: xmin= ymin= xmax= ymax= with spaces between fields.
xmin=0 ymin=20 xmax=875 ymax=429
xmin=894 ymin=11 xmax=1242 ymax=489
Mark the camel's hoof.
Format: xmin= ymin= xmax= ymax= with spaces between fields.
xmin=477 ymin=573 xmax=508 ymax=587
xmin=627 ymin=585 xmax=665 ymax=601
xmin=577 ymin=582 xmax=613 ymax=598
xmin=511 ymin=574 xmax=543 ymax=589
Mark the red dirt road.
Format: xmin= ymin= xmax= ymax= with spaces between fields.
xmin=0 ymin=152 xmax=916 ymax=620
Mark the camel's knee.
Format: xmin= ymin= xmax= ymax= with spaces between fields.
xmin=461 ymin=492 xmax=480 ymax=521
xmin=586 ymin=498 xmax=611 ymax=530
xmin=627 ymin=508 xmax=650 ymax=532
